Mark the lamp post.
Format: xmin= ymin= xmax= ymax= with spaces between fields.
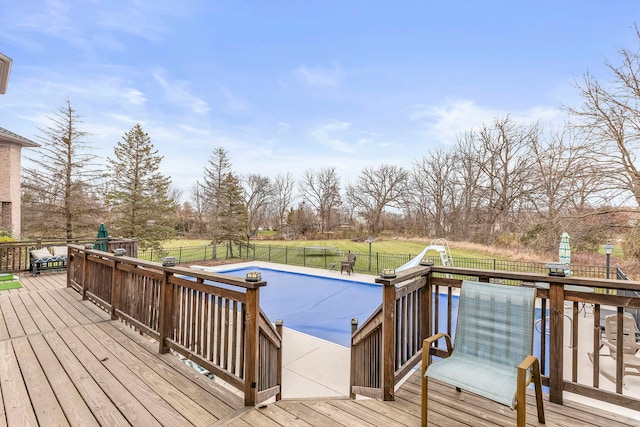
xmin=366 ymin=236 xmax=373 ymax=272
xmin=604 ymin=241 xmax=614 ymax=279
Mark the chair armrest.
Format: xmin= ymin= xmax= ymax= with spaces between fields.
xmin=425 ymin=333 xmax=452 ymax=352
xmin=423 ymin=333 xmax=453 ymax=365
xmin=517 ymin=355 xmax=539 ymax=385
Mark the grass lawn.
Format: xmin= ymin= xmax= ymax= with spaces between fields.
xmin=158 ymin=237 xmax=512 ymax=266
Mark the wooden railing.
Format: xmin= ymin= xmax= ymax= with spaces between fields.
xmin=350 ymin=265 xmax=640 ymax=412
xmin=67 ymin=244 xmax=282 ymax=406
xmin=0 ymin=238 xmax=138 ymax=273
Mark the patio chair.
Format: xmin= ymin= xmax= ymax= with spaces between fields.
xmin=588 ymin=313 xmax=640 ymax=383
xmin=340 ymin=253 xmax=356 ymax=275
xmin=422 ymin=280 xmax=545 ymax=427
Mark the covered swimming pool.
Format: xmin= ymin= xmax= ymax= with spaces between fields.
xmin=216 ymin=266 xmax=381 ymax=347
xmin=210 ymin=265 xmax=547 ymax=371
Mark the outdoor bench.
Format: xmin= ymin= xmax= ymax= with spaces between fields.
xmin=29 ymin=246 xmax=68 ymax=275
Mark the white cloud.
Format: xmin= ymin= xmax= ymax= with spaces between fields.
xmin=309 ymin=120 xmax=354 ymax=153
xmin=152 ymin=71 xmax=209 ymax=115
xmin=409 ymin=99 xmax=563 ymax=144
xmin=293 ymin=64 xmax=342 ymax=87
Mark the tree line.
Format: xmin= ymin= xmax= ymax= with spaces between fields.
xmin=16 ymin=28 xmax=640 ymax=258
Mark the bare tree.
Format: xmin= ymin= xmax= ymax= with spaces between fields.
xmin=411 ymin=148 xmax=457 ymax=236
xmin=298 ymin=167 xmax=342 ymax=234
xmin=567 ymin=27 xmax=640 ymax=206
xmin=473 ymin=117 xmax=539 ymax=243
xmin=189 ymin=182 xmax=207 ymax=236
xmin=243 ymin=173 xmax=272 ymax=235
xmin=272 ymin=173 xmax=295 ymax=231
xmin=346 ymin=164 xmax=409 ymax=235
xmin=22 ymin=99 xmax=102 ymax=238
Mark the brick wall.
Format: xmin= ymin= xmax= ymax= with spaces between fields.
xmin=0 ymin=142 xmax=22 ymax=237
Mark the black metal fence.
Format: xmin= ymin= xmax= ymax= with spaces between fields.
xmin=137 ymin=242 xmax=625 ymax=280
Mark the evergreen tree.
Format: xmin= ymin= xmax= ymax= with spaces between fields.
xmin=22 ymin=99 xmax=102 ymax=238
xmin=218 ymin=172 xmax=248 ymax=257
xmin=105 ymin=124 xmax=177 ymax=250
xmin=201 ymin=147 xmax=233 ymax=258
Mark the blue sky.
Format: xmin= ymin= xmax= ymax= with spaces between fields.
xmin=1 ymin=1 xmax=639 ymax=198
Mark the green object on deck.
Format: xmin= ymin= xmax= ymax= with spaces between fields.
xmin=0 ymin=280 xmax=22 ymax=291
xmin=0 ymin=273 xmax=14 ymax=282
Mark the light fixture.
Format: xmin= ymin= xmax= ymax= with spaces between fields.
xmin=604 ymin=242 xmax=614 ymax=255
xmin=161 ymin=257 xmax=177 ymax=267
xmin=545 ymin=262 xmax=567 ymax=277
xmin=84 ymin=243 xmax=94 ymax=249
xmin=380 ymin=268 xmax=397 ymax=279
xmin=419 ymin=259 xmax=434 ymax=266
xmin=245 ymin=271 xmax=262 ymax=282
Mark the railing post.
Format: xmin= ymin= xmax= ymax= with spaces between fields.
xmin=548 ymin=282 xmax=564 ymax=404
xmin=350 ymin=318 xmax=358 ymax=399
xmin=382 ymin=281 xmax=396 ymax=401
xmin=420 ymin=271 xmax=431 ymax=343
xmin=81 ymin=250 xmax=89 ymax=300
xmin=158 ymin=270 xmax=174 ymax=354
xmin=244 ymin=287 xmax=260 ymax=406
xmin=275 ymin=319 xmax=284 ymax=401
xmin=110 ymin=258 xmax=121 ymax=320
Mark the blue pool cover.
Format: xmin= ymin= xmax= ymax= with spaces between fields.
xmin=213 ymin=266 xmax=547 ymax=371
xmin=216 ymin=266 xmax=382 ymax=347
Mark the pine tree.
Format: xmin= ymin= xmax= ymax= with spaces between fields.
xmin=21 ymin=99 xmax=102 ymax=238
xmin=201 ymin=147 xmax=233 ymax=258
xmin=217 ymin=172 xmax=248 ymax=257
xmin=105 ymin=124 xmax=178 ymax=250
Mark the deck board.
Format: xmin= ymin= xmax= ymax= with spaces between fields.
xmin=1 ymin=272 xmax=640 ymax=426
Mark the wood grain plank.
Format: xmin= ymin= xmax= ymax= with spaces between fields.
xmin=302 ymin=400 xmax=377 ymax=427
xmin=0 ymin=298 xmax=23 ymax=338
xmin=27 ymin=334 xmax=99 ymax=427
xmin=43 ymin=331 xmax=132 ymax=426
xmin=0 ymin=299 xmax=9 ymax=341
xmin=87 ymin=322 xmax=232 ymax=423
xmin=18 ymin=294 xmax=54 ymax=333
xmin=27 ymin=291 xmax=69 ymax=330
xmin=11 ymin=336 xmax=70 ymax=426
xmin=9 ymin=294 xmax=41 ymax=336
xmin=271 ymin=401 xmax=342 ymax=427
xmin=243 ymin=403 xmax=313 ymax=426
xmin=67 ymin=325 xmax=195 ymax=426
xmin=98 ymin=321 xmax=243 ymax=409
xmin=0 ymin=340 xmax=39 ymax=426
xmin=48 ymin=288 xmax=107 ymax=325
xmin=55 ymin=327 xmax=163 ymax=427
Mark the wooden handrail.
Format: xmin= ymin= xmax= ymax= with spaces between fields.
xmin=66 ymin=244 xmax=282 ymax=406
xmin=351 ymin=264 xmax=640 ymax=413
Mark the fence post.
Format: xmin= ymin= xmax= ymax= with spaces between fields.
xmin=548 ymin=282 xmax=564 ymax=404
xmin=382 ymin=281 xmax=396 ymax=401
xmin=244 ymin=287 xmax=260 ymax=406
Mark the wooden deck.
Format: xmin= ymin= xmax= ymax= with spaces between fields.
xmin=1 ymin=273 xmax=639 ymax=426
